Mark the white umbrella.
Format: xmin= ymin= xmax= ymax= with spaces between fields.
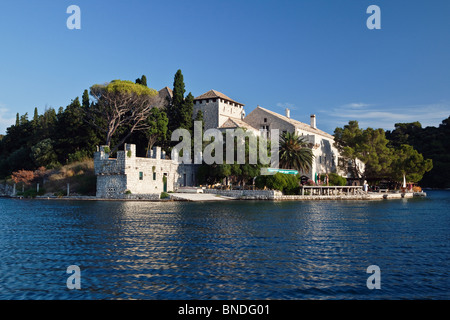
xmin=402 ymin=173 xmax=407 ymax=188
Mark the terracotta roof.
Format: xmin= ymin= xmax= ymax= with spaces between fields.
xmin=158 ymin=86 xmax=173 ymax=99
xmin=194 ymin=90 xmax=244 ymax=106
xmin=252 ymin=106 xmax=334 ymax=139
xmin=220 ymin=117 xmax=259 ymax=132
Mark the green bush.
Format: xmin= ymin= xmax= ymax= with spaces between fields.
xmin=68 ymin=150 xmax=91 ymax=164
xmin=258 ymin=173 xmax=301 ymax=194
xmin=266 ymin=173 xmax=287 ymax=191
xmin=284 ymin=174 xmax=301 ymax=195
xmin=20 ymin=188 xmax=46 ymax=198
xmin=320 ymin=173 xmax=347 ymax=186
xmin=255 ymin=175 xmax=267 ymax=189
xmin=160 ymin=192 xmax=170 ymax=199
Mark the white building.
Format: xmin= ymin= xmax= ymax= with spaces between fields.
xmin=243 ymin=106 xmax=346 ymax=180
xmin=191 ymin=89 xmax=360 ymax=181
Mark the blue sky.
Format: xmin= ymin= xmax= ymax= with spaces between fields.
xmin=1 ymin=0 xmax=449 ymax=135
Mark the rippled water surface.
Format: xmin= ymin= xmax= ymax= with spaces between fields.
xmin=0 ymin=191 xmax=449 ymax=299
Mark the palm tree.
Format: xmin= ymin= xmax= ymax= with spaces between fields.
xmin=279 ymin=132 xmax=314 ymax=172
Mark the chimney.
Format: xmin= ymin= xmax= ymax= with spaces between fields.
xmin=285 ymin=108 xmax=290 ymax=118
xmin=310 ymin=114 xmax=316 ymax=129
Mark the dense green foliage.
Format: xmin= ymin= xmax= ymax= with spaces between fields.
xmin=386 ymin=118 xmax=450 ymax=187
xmin=166 ymin=70 xmax=194 ymax=135
xmin=334 ymin=120 xmax=434 ymax=184
xmin=0 ymin=98 xmax=101 ymax=178
xmin=319 ymin=172 xmax=347 ymax=186
xmin=255 ymin=173 xmax=301 ymax=194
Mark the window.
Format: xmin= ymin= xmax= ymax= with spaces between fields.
xmin=264 ymin=118 xmax=267 ymax=123
xmin=319 ymin=156 xmax=322 ymax=164
xmin=153 ymin=172 xmax=156 ymax=180
xmin=139 ymin=172 xmax=143 ymax=180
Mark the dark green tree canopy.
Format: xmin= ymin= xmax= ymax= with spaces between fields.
xmin=334 ymin=120 xmax=433 ymax=183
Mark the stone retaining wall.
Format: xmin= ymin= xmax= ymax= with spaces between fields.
xmin=204 ymin=189 xmax=283 ymax=199
xmin=0 ymin=183 xmax=14 ymax=196
xmin=203 ymin=189 xmax=423 ymax=201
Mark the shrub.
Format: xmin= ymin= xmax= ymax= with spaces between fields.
xmin=265 ymin=173 xmax=287 ymax=191
xmin=320 ymin=173 xmax=347 ymax=186
xmin=160 ymin=192 xmax=170 ymax=199
xmin=68 ymin=150 xmax=91 ymax=164
xmin=284 ymin=174 xmax=301 ymax=195
xmin=255 ymin=175 xmax=267 ymax=189
xmin=255 ymin=173 xmax=301 ymax=194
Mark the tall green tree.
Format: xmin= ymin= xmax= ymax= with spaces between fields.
xmin=166 ymin=70 xmax=194 ymax=134
xmin=82 ymin=89 xmax=90 ymax=109
xmin=33 ymin=107 xmax=39 ymax=124
xmin=334 ymin=120 xmax=365 ymax=178
xmin=135 ymin=75 xmax=147 ymax=87
xmin=390 ymin=144 xmax=433 ymax=183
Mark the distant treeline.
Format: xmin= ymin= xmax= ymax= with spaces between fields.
xmin=0 ymin=96 xmax=100 ymax=178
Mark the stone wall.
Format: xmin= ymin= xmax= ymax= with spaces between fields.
xmin=95 ymin=144 xmax=198 ymax=199
xmin=193 ymin=100 xmax=219 ymax=130
xmin=0 ymin=183 xmax=14 ymax=196
xmin=204 ymin=189 xmax=283 ymax=200
xmin=193 ymin=99 xmax=245 ymax=130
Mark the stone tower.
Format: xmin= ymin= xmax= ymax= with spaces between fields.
xmin=193 ymin=90 xmax=245 ymax=130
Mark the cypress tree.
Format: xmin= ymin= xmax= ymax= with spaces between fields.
xmin=167 ymin=69 xmax=186 ymax=133
xmin=82 ymin=89 xmax=90 ymax=109
xmin=141 ymin=75 xmax=147 ymax=87
xmin=33 ymin=107 xmax=39 ymax=123
xmin=181 ymin=93 xmax=194 ymax=131
xmin=15 ymin=113 xmax=19 ymax=126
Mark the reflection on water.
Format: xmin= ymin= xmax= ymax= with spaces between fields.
xmin=0 ymin=191 xmax=449 ymax=299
